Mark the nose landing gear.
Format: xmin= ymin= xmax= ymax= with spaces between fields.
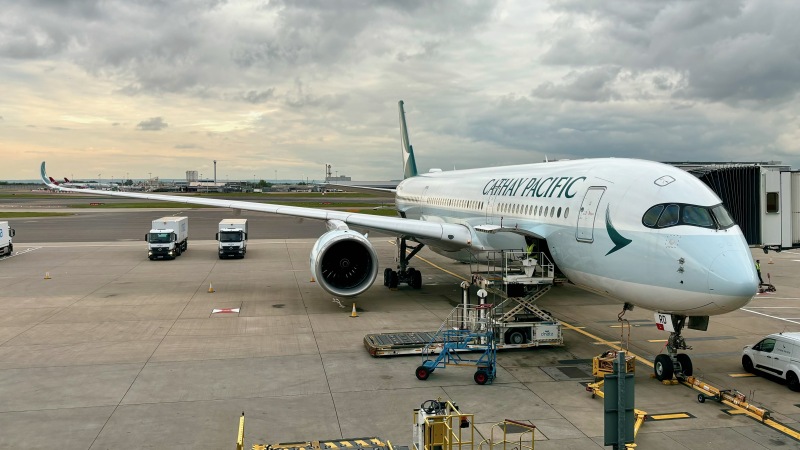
xmin=654 ymin=314 xmax=694 ymax=382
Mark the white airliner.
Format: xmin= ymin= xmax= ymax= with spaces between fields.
xmin=39 ymin=100 xmax=757 ymax=382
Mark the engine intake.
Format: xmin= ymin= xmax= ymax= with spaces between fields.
xmin=310 ymin=229 xmax=379 ymax=297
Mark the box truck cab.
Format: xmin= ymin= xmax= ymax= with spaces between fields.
xmin=742 ymin=332 xmax=800 ymax=391
xmin=0 ymin=221 xmax=15 ymax=256
xmin=216 ymin=219 xmax=248 ymax=259
xmin=146 ymin=216 xmax=189 ymax=260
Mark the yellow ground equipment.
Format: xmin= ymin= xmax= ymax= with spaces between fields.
xmin=238 ymin=399 xmax=537 ymax=450
xmin=684 ymin=376 xmax=771 ymax=421
xmin=585 ymin=351 xmax=646 ymax=449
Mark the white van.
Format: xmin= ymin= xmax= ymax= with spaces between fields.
xmin=742 ymin=332 xmax=800 ymax=391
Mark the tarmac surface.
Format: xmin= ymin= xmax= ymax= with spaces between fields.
xmin=2 ymin=207 xmax=800 ymax=449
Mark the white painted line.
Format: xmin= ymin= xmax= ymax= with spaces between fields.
xmin=745 ymin=306 xmax=800 ymax=309
xmin=741 ymin=308 xmax=800 ymax=325
xmin=0 ymin=247 xmax=41 ymax=261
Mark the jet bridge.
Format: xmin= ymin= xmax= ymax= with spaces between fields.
xmin=364 ymin=251 xmax=562 ymax=357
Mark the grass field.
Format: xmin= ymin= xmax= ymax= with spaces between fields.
xmin=0 ymin=212 xmax=76 ymax=218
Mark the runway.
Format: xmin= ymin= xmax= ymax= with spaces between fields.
xmin=1 ymin=208 xmax=800 ymax=449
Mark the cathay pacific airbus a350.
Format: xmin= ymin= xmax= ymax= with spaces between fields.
xmin=40 ymin=100 xmax=757 ymax=381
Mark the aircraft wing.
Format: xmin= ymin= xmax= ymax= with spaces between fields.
xmin=40 ymin=162 xmax=471 ymax=247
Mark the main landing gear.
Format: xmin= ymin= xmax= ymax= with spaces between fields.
xmin=653 ymin=314 xmax=694 ymax=382
xmin=383 ymin=237 xmax=424 ymax=290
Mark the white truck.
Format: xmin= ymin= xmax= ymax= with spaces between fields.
xmin=216 ymin=219 xmax=248 ymax=259
xmin=146 ymin=217 xmax=189 ymax=260
xmin=0 ymin=221 xmax=15 ymax=256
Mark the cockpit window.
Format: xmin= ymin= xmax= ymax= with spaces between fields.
xmin=657 ymin=204 xmax=680 ymax=227
xmin=711 ymin=204 xmax=735 ymax=229
xmin=642 ymin=202 xmax=736 ymax=230
xmin=642 ymin=205 xmax=664 ymax=227
xmin=682 ymin=205 xmax=714 ymax=227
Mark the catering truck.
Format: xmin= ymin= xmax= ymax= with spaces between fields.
xmin=0 ymin=221 xmax=15 ymax=256
xmin=146 ymin=216 xmax=189 ymax=260
xmin=216 ymin=218 xmax=248 ymax=259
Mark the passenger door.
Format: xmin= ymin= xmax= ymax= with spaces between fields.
xmin=752 ymin=338 xmax=782 ymax=375
xmin=576 ymin=187 xmax=605 ymax=242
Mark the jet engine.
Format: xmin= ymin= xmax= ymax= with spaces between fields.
xmin=310 ymin=228 xmax=379 ymax=297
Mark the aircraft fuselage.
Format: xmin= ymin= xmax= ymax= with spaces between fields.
xmin=395 ymin=158 xmax=757 ymax=316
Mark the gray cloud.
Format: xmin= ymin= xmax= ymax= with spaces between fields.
xmin=136 ymin=117 xmax=168 ymax=131
xmin=2 ymin=1 xmax=799 ymax=180
xmin=532 ymin=66 xmax=623 ymax=102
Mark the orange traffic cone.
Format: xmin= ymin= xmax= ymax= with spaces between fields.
xmin=768 ymin=257 xmax=774 ymax=264
xmin=208 ymin=282 xmax=215 ymax=293
xmin=350 ymin=303 xmax=359 ymax=318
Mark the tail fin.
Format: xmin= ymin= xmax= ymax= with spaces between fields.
xmin=48 ymin=176 xmax=60 ymax=185
xmin=64 ymin=177 xmax=70 ymax=182
xmin=398 ymin=100 xmax=418 ymax=179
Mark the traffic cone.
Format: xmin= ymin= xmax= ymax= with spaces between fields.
xmin=769 ymin=257 xmax=774 ymax=264
xmin=208 ymin=282 xmax=215 ymax=293
xmin=44 ymin=272 xmax=51 ymax=280
xmin=350 ymin=303 xmax=358 ymax=318
xmin=310 ymin=276 xmax=315 ymax=283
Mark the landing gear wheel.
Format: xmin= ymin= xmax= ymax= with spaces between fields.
xmin=507 ymin=330 xmax=526 ymax=345
xmin=676 ymin=353 xmax=693 ymax=377
xmin=416 ymin=366 xmax=431 ymax=381
xmin=410 ymin=269 xmax=422 ymax=289
xmin=474 ymin=370 xmax=489 ymax=385
xmin=742 ymin=355 xmax=754 ymax=373
xmin=383 ymin=268 xmax=392 ymax=287
xmin=787 ymin=372 xmax=800 ymax=392
xmin=654 ymin=354 xmax=674 ymax=381
xmin=388 ymin=271 xmax=399 ymax=289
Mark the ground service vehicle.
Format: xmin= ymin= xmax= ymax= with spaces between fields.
xmin=742 ymin=332 xmax=800 ymax=391
xmin=0 ymin=221 xmax=15 ymax=256
xmin=146 ymin=217 xmax=189 ymax=260
xmin=216 ymin=219 xmax=248 ymax=259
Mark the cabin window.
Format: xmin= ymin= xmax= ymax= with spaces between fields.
xmin=766 ymin=192 xmax=779 ymax=213
xmin=550 ymin=207 xmax=555 ymax=218
xmin=564 ymin=207 xmax=569 ymax=219
xmin=544 ymin=206 xmax=549 ymax=217
xmin=557 ymin=207 xmax=562 ymax=218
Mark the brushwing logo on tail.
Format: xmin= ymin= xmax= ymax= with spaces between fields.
xmin=605 ymin=205 xmax=632 ymax=255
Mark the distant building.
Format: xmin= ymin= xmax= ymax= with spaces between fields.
xmin=186 ymin=171 xmax=198 ymax=182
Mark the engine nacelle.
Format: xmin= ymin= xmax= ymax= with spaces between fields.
xmin=310 ymin=229 xmax=379 ymax=297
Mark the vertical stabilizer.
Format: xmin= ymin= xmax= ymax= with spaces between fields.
xmin=398 ymin=100 xmax=418 ymax=179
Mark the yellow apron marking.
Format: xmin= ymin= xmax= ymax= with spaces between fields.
xmin=370 ymin=439 xmax=385 ymax=446
xmin=649 ymin=413 xmax=691 ymax=420
xmin=324 ymin=443 xmax=338 ymax=448
xmin=726 ymin=409 xmax=747 ymax=415
xmin=728 ymin=373 xmax=756 ymax=378
xmin=354 ymin=440 xmax=369 ymax=446
xmin=340 ymin=442 xmax=353 ymax=448
xmin=593 ymin=341 xmax=621 ymax=345
xmin=647 ymin=339 xmax=668 ymax=343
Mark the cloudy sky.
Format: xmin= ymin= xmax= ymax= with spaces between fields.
xmin=2 ymin=0 xmax=799 ymax=182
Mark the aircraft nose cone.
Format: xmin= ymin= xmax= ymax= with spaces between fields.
xmin=708 ymin=249 xmax=757 ymax=310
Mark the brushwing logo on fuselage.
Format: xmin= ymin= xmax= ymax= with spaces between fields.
xmin=605 ymin=205 xmax=632 ymax=255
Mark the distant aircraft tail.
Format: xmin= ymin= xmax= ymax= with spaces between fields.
xmin=64 ymin=177 xmax=70 ymax=182
xmin=398 ymin=100 xmax=418 ymax=179
xmin=48 ymin=176 xmax=60 ymax=185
